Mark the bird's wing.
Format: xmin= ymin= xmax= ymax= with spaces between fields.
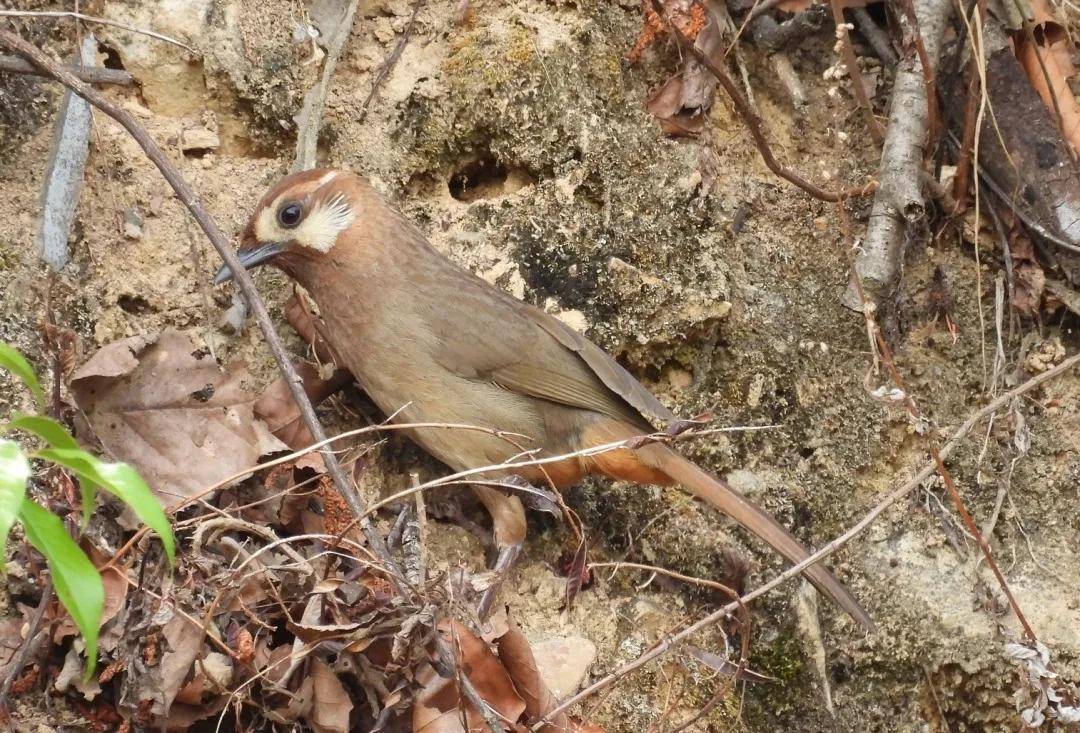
xmin=429 ymin=274 xmax=673 ymax=430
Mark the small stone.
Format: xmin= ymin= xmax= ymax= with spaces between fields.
xmin=122 ymin=207 xmax=143 ymax=240
xmin=531 ymin=636 xmax=597 ymax=698
xmin=181 ymin=127 xmax=220 ymax=152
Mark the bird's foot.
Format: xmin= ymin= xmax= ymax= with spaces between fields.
xmin=476 ymin=543 xmax=522 ymax=620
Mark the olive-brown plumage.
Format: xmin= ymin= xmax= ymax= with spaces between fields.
xmin=218 ymin=168 xmax=874 ymax=631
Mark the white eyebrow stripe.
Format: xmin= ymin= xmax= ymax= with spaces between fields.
xmin=315 ymin=170 xmax=339 ymax=188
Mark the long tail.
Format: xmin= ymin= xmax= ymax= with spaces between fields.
xmin=585 ymin=426 xmax=875 ymax=631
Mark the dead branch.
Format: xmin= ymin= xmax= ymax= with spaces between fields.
xmin=0 ymin=579 xmax=53 ymax=709
xmin=844 ymin=0 xmax=953 ymax=308
xmin=0 ymin=54 xmax=133 ymax=84
xmin=0 ymin=30 xmax=407 ymax=587
xmin=357 ymin=0 xmax=425 ymax=123
xmin=38 ymin=35 xmax=96 ymax=271
xmin=533 ymin=347 xmax=1080 ymax=728
xmin=292 ymin=0 xmax=360 ymax=173
xmin=0 ymin=10 xmax=194 ymax=52
xmin=651 ymin=0 xmax=874 ymax=203
xmin=851 ymin=7 xmax=897 ymax=65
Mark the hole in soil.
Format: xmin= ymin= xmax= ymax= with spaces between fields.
xmin=117 ymin=294 xmax=151 ymax=314
xmin=98 ymin=43 xmax=125 ymax=70
xmin=448 ymin=153 xmax=536 ymax=202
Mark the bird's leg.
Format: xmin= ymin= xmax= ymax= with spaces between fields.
xmin=470 ymin=484 xmax=527 ymax=619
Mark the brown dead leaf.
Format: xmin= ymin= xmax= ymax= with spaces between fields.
xmin=1017 ymin=0 xmax=1080 ymax=152
xmin=641 ymin=0 xmax=731 ymax=137
xmin=254 ymin=360 xmax=352 ymax=472
xmin=69 ymin=330 xmax=285 ymax=510
xmin=414 ymin=621 xmax=526 ymax=732
xmin=154 ymin=614 xmax=205 ymax=715
xmin=54 ymin=547 xmax=128 ymax=642
xmin=305 ymin=659 xmax=354 ymax=733
xmin=495 ymin=614 xmax=568 ymax=733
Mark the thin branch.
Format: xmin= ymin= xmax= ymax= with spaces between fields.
xmin=651 ymin=0 xmax=875 ymax=203
xmin=0 ymin=579 xmax=53 ymax=709
xmin=0 ymin=10 xmax=194 ymax=52
xmin=0 ymin=54 xmax=133 ymax=85
xmin=0 ymin=30 xmax=406 ymax=589
xmin=292 ymin=0 xmax=360 ymax=172
xmin=533 ymin=347 xmax=1080 ymax=727
xmin=357 ymin=0 xmax=424 ymax=123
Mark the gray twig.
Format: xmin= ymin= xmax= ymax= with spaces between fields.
xmin=292 ymin=0 xmax=360 ymax=172
xmin=844 ymin=0 xmax=953 ymax=308
xmin=0 ymin=579 xmax=53 ymax=710
xmin=357 ymin=0 xmax=424 ymax=122
xmin=38 ymin=34 xmax=96 ymax=271
xmin=0 ymin=10 xmax=193 ymax=52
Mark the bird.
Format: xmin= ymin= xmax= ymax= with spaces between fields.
xmin=215 ymin=168 xmax=874 ymax=631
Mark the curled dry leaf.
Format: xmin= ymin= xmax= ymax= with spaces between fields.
xmin=413 ymin=620 xmax=526 ymax=733
xmin=69 ymin=330 xmax=285 ymax=510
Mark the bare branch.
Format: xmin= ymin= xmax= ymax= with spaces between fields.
xmin=0 ymin=54 xmax=133 ymax=85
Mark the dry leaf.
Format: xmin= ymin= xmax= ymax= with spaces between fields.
xmin=306 ymin=659 xmax=354 ymax=733
xmin=413 ymin=621 xmax=526 ymax=732
xmin=69 ymin=330 xmax=284 ymax=510
xmin=1017 ymin=0 xmax=1080 ymax=152
xmin=155 ymin=615 xmax=206 ymax=715
xmin=495 ymin=615 xmax=568 ymax=733
xmin=254 ymin=360 xmax=352 ymax=471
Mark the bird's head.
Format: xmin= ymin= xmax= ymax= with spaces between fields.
xmin=214 ymin=168 xmax=360 ymax=285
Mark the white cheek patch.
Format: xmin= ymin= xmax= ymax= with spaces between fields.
xmin=294 ymin=193 xmax=356 ymax=253
xmin=253 ymin=206 xmax=277 ymax=243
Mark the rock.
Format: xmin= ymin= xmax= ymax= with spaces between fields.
xmin=181 ymin=127 xmax=220 ymax=152
xmin=531 ymin=636 xmax=597 ymax=699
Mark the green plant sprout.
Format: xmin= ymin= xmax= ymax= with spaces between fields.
xmin=0 ymin=341 xmax=174 ymax=677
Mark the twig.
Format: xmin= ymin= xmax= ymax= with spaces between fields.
xmin=357 ymin=0 xmax=424 ymax=122
xmin=851 ymin=7 xmax=898 ymax=65
xmin=0 ymin=579 xmax=53 ymax=710
xmin=292 ymin=0 xmax=360 ymax=172
xmin=951 ymin=0 xmax=988 ymax=210
xmin=830 ymin=0 xmax=885 ymax=144
xmin=38 ymin=34 xmax=96 ymax=271
xmin=843 ymin=0 xmax=953 ymax=307
xmin=589 ymin=561 xmax=740 ymax=597
xmin=0 ymin=55 xmax=132 ymax=85
xmin=651 ymin=0 xmax=874 ymax=203
xmin=0 ymin=10 xmax=194 ymax=52
xmin=0 ymin=30 xmax=406 ymax=588
xmin=533 ymin=348 xmax=1080 ymax=727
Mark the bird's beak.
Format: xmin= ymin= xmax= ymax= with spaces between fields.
xmin=213 ymin=241 xmax=287 ymax=285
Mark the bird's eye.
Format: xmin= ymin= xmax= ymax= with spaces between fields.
xmin=277 ymin=202 xmax=303 ymax=229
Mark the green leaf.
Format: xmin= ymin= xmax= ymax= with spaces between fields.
xmin=36 ymin=449 xmax=175 ymax=564
xmin=0 ymin=439 xmax=30 ymax=551
xmin=0 ymin=342 xmax=45 ymax=410
xmin=18 ymin=499 xmax=104 ymax=677
xmin=6 ymin=416 xmax=95 ymax=525
xmin=5 ymin=414 xmax=80 ymax=451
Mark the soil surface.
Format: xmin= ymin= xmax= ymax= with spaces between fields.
xmin=1 ymin=1 xmax=1078 ymax=732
